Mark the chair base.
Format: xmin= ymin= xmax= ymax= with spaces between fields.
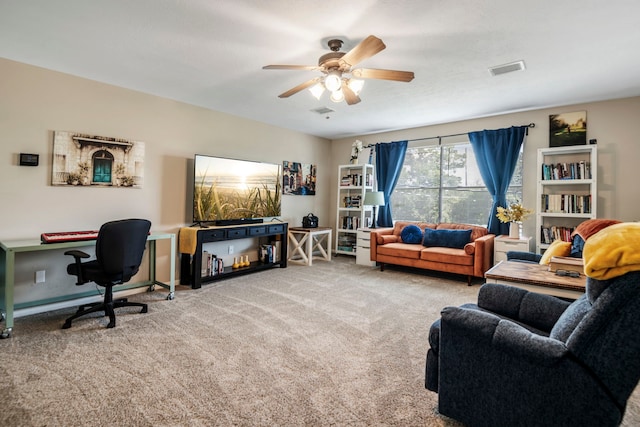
xmin=62 ymin=297 xmax=148 ymax=329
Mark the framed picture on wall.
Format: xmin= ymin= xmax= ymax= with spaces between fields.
xmin=549 ymin=111 xmax=587 ymax=147
xmin=52 ymin=131 xmax=145 ymax=188
xmin=283 ymin=161 xmax=316 ymax=196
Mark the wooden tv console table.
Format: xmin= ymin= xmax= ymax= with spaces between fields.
xmin=485 ymin=260 xmax=586 ymax=299
xmin=179 ymin=222 xmax=288 ymax=289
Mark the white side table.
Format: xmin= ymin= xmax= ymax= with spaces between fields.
xmin=356 ymin=228 xmax=376 ymax=266
xmin=288 ymin=227 xmax=332 ymax=266
xmin=494 ymin=235 xmax=532 ymax=265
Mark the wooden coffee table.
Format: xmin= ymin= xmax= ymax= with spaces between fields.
xmin=485 ymin=260 xmax=586 ymax=299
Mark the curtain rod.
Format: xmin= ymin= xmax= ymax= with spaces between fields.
xmin=365 ymin=123 xmax=535 ymax=146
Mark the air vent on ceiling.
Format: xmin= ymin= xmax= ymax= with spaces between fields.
xmin=311 ymin=107 xmax=335 ymax=115
xmin=489 ymin=60 xmax=526 ymax=76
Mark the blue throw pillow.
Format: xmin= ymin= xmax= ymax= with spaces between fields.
xmin=570 ymin=234 xmax=585 ymax=258
xmin=400 ymin=225 xmax=423 ymax=244
xmin=423 ymin=228 xmax=472 ymax=249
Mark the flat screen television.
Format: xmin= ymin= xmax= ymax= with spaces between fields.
xmin=193 ymin=154 xmax=282 ymax=225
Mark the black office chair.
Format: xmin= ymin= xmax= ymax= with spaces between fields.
xmin=63 ymin=218 xmax=152 ymax=329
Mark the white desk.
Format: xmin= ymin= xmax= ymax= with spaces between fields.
xmin=0 ymin=233 xmax=175 ymax=338
xmin=288 ymin=227 xmax=332 ymax=266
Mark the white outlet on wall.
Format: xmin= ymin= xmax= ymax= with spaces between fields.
xmin=35 ymin=270 xmax=46 ymax=283
xmin=228 ymin=245 xmax=234 ymax=254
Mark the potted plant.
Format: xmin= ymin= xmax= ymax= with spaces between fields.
xmin=496 ymin=202 xmax=533 ymax=238
xmin=350 ymin=140 xmax=363 ymax=164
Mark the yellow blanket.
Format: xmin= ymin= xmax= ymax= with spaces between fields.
xmin=179 ymin=227 xmax=200 ymax=255
xmin=583 ymin=222 xmax=640 ymax=280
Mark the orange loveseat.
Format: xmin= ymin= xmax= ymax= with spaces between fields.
xmin=370 ymin=221 xmax=495 ymax=285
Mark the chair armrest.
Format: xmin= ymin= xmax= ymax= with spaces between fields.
xmin=506 ymin=250 xmax=542 ymax=263
xmin=369 ymin=227 xmax=394 ymax=262
xmin=472 ymin=233 xmax=494 ymax=277
xmin=478 ymin=283 xmax=571 ymax=332
xmin=64 ymin=250 xmax=90 ymax=285
xmin=64 ymin=250 xmax=91 ymax=259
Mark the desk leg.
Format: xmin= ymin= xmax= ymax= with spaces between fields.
xmin=166 ymin=234 xmax=175 ymax=299
xmin=1 ymin=250 xmax=15 ymax=338
xmin=149 ymin=236 xmax=175 ymax=300
xmin=148 ymin=240 xmax=157 ymax=291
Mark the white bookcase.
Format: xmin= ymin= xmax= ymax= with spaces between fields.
xmin=335 ymin=164 xmax=374 ymax=256
xmin=535 ymin=145 xmax=597 ymax=253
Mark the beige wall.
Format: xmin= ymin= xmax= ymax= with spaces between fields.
xmin=0 ymin=58 xmax=330 ymax=302
xmin=3 ymin=55 xmax=639 ymax=305
xmin=332 ymin=96 xmax=640 ymax=244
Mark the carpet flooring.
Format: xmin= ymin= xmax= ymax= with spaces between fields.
xmin=1 ymin=256 xmax=638 ymax=426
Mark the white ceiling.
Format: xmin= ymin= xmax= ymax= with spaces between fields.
xmin=2 ymin=0 xmax=640 ymax=140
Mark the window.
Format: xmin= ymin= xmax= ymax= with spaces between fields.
xmin=391 ymin=141 xmax=523 ymax=226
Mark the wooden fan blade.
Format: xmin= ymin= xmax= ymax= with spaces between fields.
xmin=351 ymin=68 xmax=415 ymax=82
xmin=339 ymin=35 xmax=386 ymax=69
xmin=341 ymin=82 xmax=361 ymax=105
xmin=278 ymin=77 xmax=321 ymax=98
xmin=263 ymin=64 xmax=319 ymax=71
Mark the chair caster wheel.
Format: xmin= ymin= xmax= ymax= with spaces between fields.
xmin=166 ymin=292 xmax=175 ymax=301
xmin=141 ymin=306 xmax=148 ymax=313
xmin=62 ymin=321 xmax=72 ymax=329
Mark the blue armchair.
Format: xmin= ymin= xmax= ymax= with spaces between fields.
xmin=425 ymin=270 xmax=640 ymax=426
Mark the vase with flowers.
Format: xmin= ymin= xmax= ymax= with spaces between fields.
xmin=496 ymin=202 xmax=533 ymax=238
xmin=350 ymin=140 xmax=363 ymax=164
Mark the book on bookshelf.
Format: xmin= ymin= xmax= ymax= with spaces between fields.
xmin=541 ymin=161 xmax=592 ymax=180
xmin=540 ymin=225 xmax=575 ymax=244
xmin=541 ymin=194 xmax=591 ymax=213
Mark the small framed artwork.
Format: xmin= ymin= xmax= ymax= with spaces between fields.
xmin=283 ymin=161 xmax=316 ymax=196
xmin=549 ymin=111 xmax=587 ymax=147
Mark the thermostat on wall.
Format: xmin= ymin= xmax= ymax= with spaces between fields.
xmin=19 ymin=153 xmax=39 ymax=166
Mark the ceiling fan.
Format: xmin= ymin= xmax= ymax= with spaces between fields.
xmin=263 ymin=35 xmax=414 ymax=105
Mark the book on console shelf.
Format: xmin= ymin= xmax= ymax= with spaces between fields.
xmin=548 ymin=256 xmax=584 ymax=274
xmin=259 ymin=242 xmax=280 ymax=263
xmin=202 ymin=251 xmax=223 ymax=277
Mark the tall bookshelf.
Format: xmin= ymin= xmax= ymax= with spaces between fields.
xmin=335 ymin=164 xmax=374 ymax=256
xmin=535 ymin=145 xmax=597 ymax=253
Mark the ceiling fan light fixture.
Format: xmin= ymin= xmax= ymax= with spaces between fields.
xmin=324 ymin=71 xmax=342 ymax=92
xmin=330 ymin=89 xmax=345 ymax=103
xmin=347 ymin=78 xmax=365 ymax=95
xmin=309 ymin=83 xmax=325 ymax=100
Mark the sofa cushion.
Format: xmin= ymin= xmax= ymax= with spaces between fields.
xmin=377 ymin=242 xmax=423 ymax=259
xmin=392 ymin=221 xmax=437 ymax=237
xmin=539 ymin=240 xmax=572 ymax=265
xmin=423 ymin=228 xmax=472 ymax=249
xmin=436 ymin=223 xmax=488 ymax=242
xmin=400 ymin=224 xmax=423 ymax=244
xmin=421 ymin=247 xmax=473 ymax=265
xmin=464 ymin=242 xmax=475 ymax=255
xmin=378 ymin=234 xmax=399 ymax=245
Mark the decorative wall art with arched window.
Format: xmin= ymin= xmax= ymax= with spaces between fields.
xmin=51 ymin=131 xmax=145 ymax=188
